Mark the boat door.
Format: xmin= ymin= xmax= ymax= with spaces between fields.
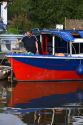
xmin=42 ymin=34 xmax=52 ymax=55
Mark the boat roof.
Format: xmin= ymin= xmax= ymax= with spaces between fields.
xmin=32 ymin=28 xmax=83 ymax=42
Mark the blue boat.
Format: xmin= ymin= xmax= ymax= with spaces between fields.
xmin=6 ymin=29 xmax=83 ymax=81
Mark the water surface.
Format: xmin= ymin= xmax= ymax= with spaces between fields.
xmin=0 ymin=80 xmax=83 ymax=124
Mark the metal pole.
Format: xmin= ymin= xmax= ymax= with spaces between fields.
xmin=52 ymin=36 xmax=55 ymax=55
xmin=70 ymin=42 xmax=72 ymax=56
xmin=40 ymin=34 xmax=42 ymax=43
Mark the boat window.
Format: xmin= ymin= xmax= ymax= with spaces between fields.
xmin=41 ymin=34 xmax=70 ymax=55
xmin=80 ymin=43 xmax=83 ymax=53
xmin=55 ymin=36 xmax=70 ymax=54
xmin=72 ymin=43 xmax=83 ymax=54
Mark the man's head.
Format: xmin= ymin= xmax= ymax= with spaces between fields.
xmin=26 ymin=31 xmax=32 ymax=37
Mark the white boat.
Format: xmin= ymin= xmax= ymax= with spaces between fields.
xmin=0 ymin=34 xmax=23 ymax=64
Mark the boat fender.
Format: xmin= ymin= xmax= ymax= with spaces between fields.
xmin=76 ymin=64 xmax=83 ymax=75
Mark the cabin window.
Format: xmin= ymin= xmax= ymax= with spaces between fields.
xmin=72 ymin=43 xmax=83 ymax=54
xmin=41 ymin=34 xmax=70 ymax=55
xmin=80 ymin=43 xmax=83 ymax=53
xmin=55 ymin=36 xmax=70 ymax=54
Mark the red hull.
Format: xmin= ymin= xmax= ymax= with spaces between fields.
xmin=8 ymin=58 xmax=83 ymax=81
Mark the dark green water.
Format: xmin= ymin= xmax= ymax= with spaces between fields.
xmin=0 ymin=80 xmax=83 ymax=125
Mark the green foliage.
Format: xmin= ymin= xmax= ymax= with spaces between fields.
xmin=8 ymin=14 xmax=32 ymax=33
xmin=8 ymin=0 xmax=83 ymax=31
xmin=7 ymin=27 xmax=19 ymax=34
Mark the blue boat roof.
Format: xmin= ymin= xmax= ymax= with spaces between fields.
xmin=32 ymin=29 xmax=83 ymax=42
xmin=77 ymin=30 xmax=83 ymax=37
xmin=51 ymin=30 xmax=74 ymax=42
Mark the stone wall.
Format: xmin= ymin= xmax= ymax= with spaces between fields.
xmin=65 ymin=19 xmax=83 ymax=30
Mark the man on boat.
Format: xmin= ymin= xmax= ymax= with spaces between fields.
xmin=21 ymin=31 xmax=39 ymax=54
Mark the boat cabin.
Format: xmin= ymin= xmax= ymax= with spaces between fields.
xmin=0 ymin=29 xmax=83 ymax=58
xmin=33 ymin=29 xmax=83 ymax=56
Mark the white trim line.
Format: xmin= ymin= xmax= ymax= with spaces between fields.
xmin=6 ymin=55 xmax=83 ymax=59
xmin=73 ymin=38 xmax=83 ymax=43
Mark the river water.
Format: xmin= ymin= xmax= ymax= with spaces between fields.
xmin=0 ymin=80 xmax=83 ymax=125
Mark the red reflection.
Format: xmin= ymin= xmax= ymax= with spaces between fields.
xmin=8 ymin=81 xmax=83 ymax=107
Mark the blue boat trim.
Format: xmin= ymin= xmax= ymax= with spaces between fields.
xmin=10 ymin=56 xmax=82 ymax=71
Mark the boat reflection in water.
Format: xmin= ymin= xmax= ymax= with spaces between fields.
xmin=8 ymin=81 xmax=83 ymax=108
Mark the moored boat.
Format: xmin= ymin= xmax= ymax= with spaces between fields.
xmin=0 ymin=34 xmax=23 ymax=65
xmin=6 ymin=29 xmax=83 ymax=81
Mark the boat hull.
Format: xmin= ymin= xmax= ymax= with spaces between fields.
xmin=7 ymin=54 xmax=83 ymax=81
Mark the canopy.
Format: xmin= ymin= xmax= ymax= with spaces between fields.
xmin=78 ymin=31 xmax=83 ymax=38
xmin=33 ymin=29 xmax=83 ymax=42
xmin=51 ymin=30 xmax=74 ymax=42
xmin=39 ymin=29 xmax=74 ymax=42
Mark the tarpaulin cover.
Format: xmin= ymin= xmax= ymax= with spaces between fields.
xmin=78 ymin=31 xmax=83 ymax=38
xmin=51 ymin=30 xmax=74 ymax=42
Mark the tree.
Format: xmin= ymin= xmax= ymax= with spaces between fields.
xmin=8 ymin=0 xmax=83 ymax=32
